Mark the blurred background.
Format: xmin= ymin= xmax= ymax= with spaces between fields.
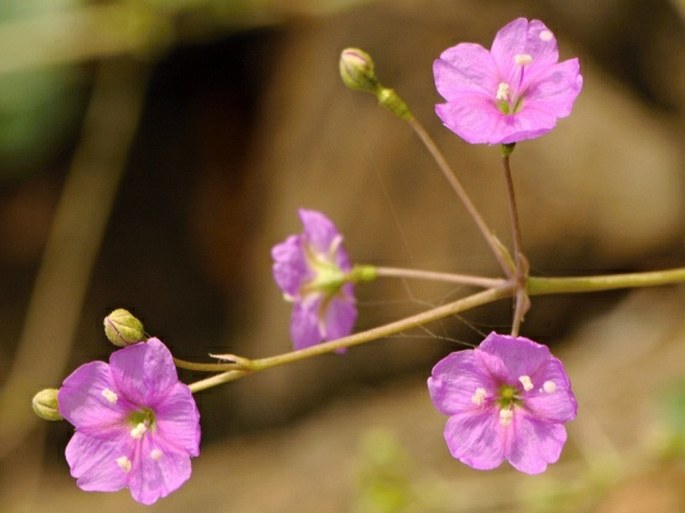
xmin=1 ymin=0 xmax=685 ymax=511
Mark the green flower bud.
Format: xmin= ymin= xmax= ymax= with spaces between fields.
xmin=32 ymin=388 xmax=63 ymax=421
xmin=339 ymin=48 xmax=380 ymax=93
xmin=104 ymin=308 xmax=145 ymax=347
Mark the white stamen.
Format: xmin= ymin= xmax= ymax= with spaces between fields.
xmin=150 ymin=449 xmax=163 ymax=461
xmin=471 ymin=387 xmax=487 ymax=405
xmin=518 ymin=375 xmax=534 ymax=392
xmin=101 ymin=388 xmax=118 ymax=404
xmin=130 ymin=422 xmax=147 ymax=439
xmin=496 ymin=82 xmax=510 ymax=101
xmin=514 ymin=53 xmax=533 ymax=66
xmin=499 ymin=408 xmax=514 ymax=426
xmin=539 ymin=30 xmax=553 ymax=42
xmin=116 ymin=456 xmax=132 ymax=473
xmin=543 ymin=380 xmax=557 ymax=393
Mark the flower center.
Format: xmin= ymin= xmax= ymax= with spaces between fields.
xmin=495 ymin=54 xmax=533 ymax=115
xmin=128 ymin=407 xmax=156 ymax=438
xmin=302 ymin=237 xmax=348 ymax=296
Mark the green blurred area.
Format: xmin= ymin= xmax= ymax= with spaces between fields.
xmin=0 ymin=0 xmax=366 ymax=180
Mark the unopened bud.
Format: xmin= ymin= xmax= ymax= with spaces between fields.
xmin=32 ymin=388 xmax=63 ymax=421
xmin=339 ymin=48 xmax=380 ymax=93
xmin=340 ymin=48 xmax=413 ymax=121
xmin=104 ymin=308 xmax=145 ymax=347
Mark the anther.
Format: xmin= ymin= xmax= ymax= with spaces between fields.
xmin=150 ymin=449 xmax=163 ymax=461
xmin=499 ymin=408 xmax=514 ymax=426
xmin=514 ymin=54 xmax=533 ymax=66
xmin=518 ymin=375 xmax=534 ymax=392
xmin=496 ymin=82 xmax=510 ymax=101
xmin=471 ymin=387 xmax=487 ymax=405
xmin=116 ymin=456 xmax=132 ymax=473
xmin=130 ymin=422 xmax=147 ymax=439
xmin=101 ymin=388 xmax=118 ymax=404
xmin=542 ymin=380 xmax=557 ymax=393
xmin=539 ymin=30 xmax=553 ymax=42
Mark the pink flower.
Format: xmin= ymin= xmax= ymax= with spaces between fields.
xmin=434 ymin=18 xmax=582 ymax=145
xmin=427 ymin=332 xmax=577 ymax=474
xmin=58 ymin=338 xmax=201 ymax=505
xmin=272 ymin=209 xmax=357 ymax=349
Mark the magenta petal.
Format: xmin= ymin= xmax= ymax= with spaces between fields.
xmin=322 ymin=292 xmax=357 ymax=340
xmin=290 ymin=297 xmax=323 ymax=349
xmin=444 ymin=411 xmax=506 ymax=470
xmin=65 ymin=431 xmax=131 ymax=492
xmin=298 ymin=208 xmax=341 ymax=255
xmin=59 ymin=361 xmax=128 ymax=435
xmin=154 ymin=383 xmax=201 ymax=457
xmin=271 ymin=235 xmax=309 ymax=296
xmin=428 ymin=350 xmax=498 ymax=415
xmin=507 ymin=413 xmax=567 ymax=474
xmin=491 ymin=18 xmax=560 ymax=84
xmin=110 ymin=338 xmax=179 ymax=405
xmin=128 ymin=436 xmax=192 ymax=505
xmin=479 ymin=332 xmax=552 ymax=381
xmin=434 ymin=43 xmax=498 ymax=99
xmin=436 ymin=97 xmax=509 ymax=145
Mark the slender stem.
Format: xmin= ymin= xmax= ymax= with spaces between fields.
xmin=407 ymin=117 xmax=513 ymax=277
xmin=501 ymin=152 xmax=530 ymax=336
xmin=188 ymin=370 xmax=250 ymax=394
xmin=182 ymin=266 xmax=685 ymax=392
xmin=184 ymin=285 xmax=514 ymax=384
xmin=527 ymin=268 xmax=685 ymax=295
xmin=374 ymin=266 xmax=507 ymax=289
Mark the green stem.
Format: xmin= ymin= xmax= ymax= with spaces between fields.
xmin=527 ymin=268 xmax=685 ymax=295
xmin=182 ymin=285 xmax=514 ymax=382
xmin=183 ymin=266 xmax=685 ymax=392
xmin=373 ymin=266 xmax=507 ymax=289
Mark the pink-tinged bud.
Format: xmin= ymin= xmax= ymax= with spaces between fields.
xmin=104 ymin=308 xmax=145 ymax=347
xmin=339 ymin=48 xmax=379 ymax=93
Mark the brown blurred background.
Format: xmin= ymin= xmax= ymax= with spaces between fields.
xmin=1 ymin=0 xmax=685 ymax=511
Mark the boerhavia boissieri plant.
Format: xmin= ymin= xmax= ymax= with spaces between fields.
xmin=272 ymin=208 xmax=358 ymax=349
xmin=58 ymin=338 xmax=201 ymax=505
xmin=434 ymin=17 xmax=583 ymax=145
xmin=428 ymin=332 xmax=577 ymax=474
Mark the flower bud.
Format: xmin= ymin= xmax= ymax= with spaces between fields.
xmin=104 ymin=308 xmax=145 ymax=347
xmin=339 ymin=48 xmax=380 ymax=93
xmin=32 ymin=388 xmax=63 ymax=421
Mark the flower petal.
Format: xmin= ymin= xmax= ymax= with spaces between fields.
xmin=443 ymin=410 xmax=506 ymax=470
xmin=524 ymin=358 xmax=578 ymax=422
xmin=434 ymin=43 xmax=498 ymax=100
xmin=154 ymin=383 xmax=201 ymax=457
xmin=110 ymin=338 xmax=179 ymax=406
xmin=65 ymin=431 xmax=131 ymax=492
xmin=507 ymin=412 xmax=568 ymax=474
xmin=272 ymin=234 xmax=309 ymax=297
xmin=59 ymin=361 xmax=129 ymax=434
xmin=491 ymin=18 xmax=559 ymax=84
xmin=128 ymin=436 xmax=192 ymax=505
xmin=290 ymin=297 xmax=323 ymax=349
xmin=522 ymin=58 xmax=583 ymax=118
xmin=428 ymin=349 xmax=499 ymax=415
xmin=321 ymin=287 xmax=357 ymax=340
xmin=435 ymin=97 xmax=512 ymax=145
xmin=478 ymin=332 xmax=552 ymax=381
xmin=299 ymin=208 xmax=343 ymax=256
